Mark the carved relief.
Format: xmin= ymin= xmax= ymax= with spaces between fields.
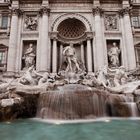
xmin=104 ymin=15 xmax=118 ymax=31
xmin=24 ymin=15 xmax=38 ymax=31
xmin=92 ymin=7 xmax=103 ymax=16
xmin=119 ymin=7 xmax=131 ymax=16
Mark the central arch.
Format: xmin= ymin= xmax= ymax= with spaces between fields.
xmin=50 ymin=14 xmax=93 ymax=73
xmin=52 ymin=13 xmax=92 ymax=32
xmin=57 ymin=18 xmax=86 ymax=40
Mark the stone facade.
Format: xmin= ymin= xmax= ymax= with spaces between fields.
xmin=0 ymin=0 xmax=140 ymax=75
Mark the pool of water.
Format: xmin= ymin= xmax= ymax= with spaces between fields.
xmin=0 ymin=118 xmax=140 ymax=140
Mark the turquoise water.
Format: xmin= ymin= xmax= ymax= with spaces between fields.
xmin=0 ymin=119 xmax=140 ymax=140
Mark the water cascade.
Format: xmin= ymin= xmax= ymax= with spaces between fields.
xmin=36 ymin=85 xmax=139 ymax=119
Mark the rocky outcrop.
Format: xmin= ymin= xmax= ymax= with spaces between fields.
xmin=0 ymin=84 xmax=139 ymax=121
xmin=0 ymin=87 xmax=39 ymax=121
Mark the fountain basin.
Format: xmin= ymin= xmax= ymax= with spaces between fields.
xmin=0 ymin=118 xmax=140 ymax=140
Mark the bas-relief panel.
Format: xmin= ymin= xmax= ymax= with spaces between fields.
xmin=104 ymin=15 xmax=119 ymax=31
xmin=23 ymin=15 xmax=38 ymax=31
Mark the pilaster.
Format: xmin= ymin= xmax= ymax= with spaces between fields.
xmin=92 ymin=6 xmax=105 ymax=71
xmin=120 ymin=7 xmax=136 ymax=70
xmin=39 ymin=1 xmax=50 ymax=72
xmin=7 ymin=6 xmax=21 ymax=74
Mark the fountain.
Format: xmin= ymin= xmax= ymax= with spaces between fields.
xmin=0 ymin=44 xmax=140 ymax=121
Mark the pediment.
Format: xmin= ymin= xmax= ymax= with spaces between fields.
xmin=0 ymin=44 xmax=8 ymax=49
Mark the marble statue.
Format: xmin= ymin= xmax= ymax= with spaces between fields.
xmin=63 ymin=44 xmax=81 ymax=72
xmin=22 ymin=43 xmax=36 ymax=69
xmin=24 ymin=16 xmax=38 ymax=31
xmin=38 ymin=72 xmax=50 ymax=86
xmin=81 ymin=72 xmax=98 ymax=87
xmin=108 ymin=66 xmax=128 ymax=87
xmin=96 ymin=65 xmax=109 ymax=87
xmin=108 ymin=42 xmax=120 ymax=67
xmin=18 ymin=66 xmax=35 ymax=85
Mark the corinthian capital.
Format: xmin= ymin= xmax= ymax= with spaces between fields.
xmin=40 ymin=6 xmax=50 ymax=16
xmin=11 ymin=8 xmax=22 ymax=16
xmin=92 ymin=6 xmax=103 ymax=16
xmin=119 ymin=7 xmax=131 ymax=16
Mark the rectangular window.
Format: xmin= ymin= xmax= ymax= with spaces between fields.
xmin=0 ymin=48 xmax=7 ymax=71
xmin=133 ymin=0 xmax=140 ymax=3
xmin=135 ymin=47 xmax=140 ymax=66
xmin=0 ymin=51 xmax=6 ymax=63
xmin=1 ymin=15 xmax=8 ymax=29
xmin=132 ymin=16 xmax=140 ymax=28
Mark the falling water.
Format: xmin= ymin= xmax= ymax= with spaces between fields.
xmin=36 ymin=87 xmax=109 ymax=119
xmin=120 ymin=95 xmax=139 ymax=117
xmin=36 ymin=85 xmax=139 ymax=119
xmin=122 ymin=102 xmax=139 ymax=117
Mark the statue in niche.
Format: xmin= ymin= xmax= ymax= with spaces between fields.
xmin=22 ymin=43 xmax=36 ymax=70
xmin=63 ymin=43 xmax=82 ymax=73
xmin=24 ymin=16 xmax=38 ymax=31
xmin=108 ymin=42 xmax=121 ymax=67
xmin=105 ymin=15 xmax=118 ymax=31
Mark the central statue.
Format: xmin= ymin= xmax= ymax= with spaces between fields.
xmin=63 ymin=43 xmax=81 ymax=72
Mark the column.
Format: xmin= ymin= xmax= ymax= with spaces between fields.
xmin=7 ymin=9 xmax=19 ymax=73
xmin=52 ymin=38 xmax=57 ymax=73
xmin=122 ymin=8 xmax=136 ymax=70
xmin=59 ymin=44 xmax=63 ymax=69
xmin=93 ymin=7 xmax=104 ymax=71
xmin=87 ymin=39 xmax=93 ymax=72
xmin=119 ymin=14 xmax=128 ymax=69
xmin=39 ymin=7 xmax=49 ymax=72
xmin=81 ymin=43 xmax=85 ymax=64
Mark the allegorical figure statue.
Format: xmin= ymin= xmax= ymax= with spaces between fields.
xmin=108 ymin=42 xmax=121 ymax=67
xmin=22 ymin=43 xmax=36 ymax=69
xmin=108 ymin=66 xmax=128 ymax=87
xmin=63 ymin=44 xmax=81 ymax=72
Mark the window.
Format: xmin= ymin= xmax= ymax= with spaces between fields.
xmin=0 ymin=0 xmax=8 ymax=3
xmin=1 ymin=15 xmax=8 ymax=29
xmin=131 ymin=16 xmax=140 ymax=28
xmin=133 ymin=0 xmax=140 ymax=3
xmin=135 ymin=45 xmax=140 ymax=66
xmin=0 ymin=46 xmax=8 ymax=71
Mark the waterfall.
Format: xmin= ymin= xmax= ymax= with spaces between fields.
xmin=36 ymin=89 xmax=109 ymax=119
xmin=36 ymin=85 xmax=140 ymax=120
xmin=122 ymin=102 xmax=139 ymax=117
